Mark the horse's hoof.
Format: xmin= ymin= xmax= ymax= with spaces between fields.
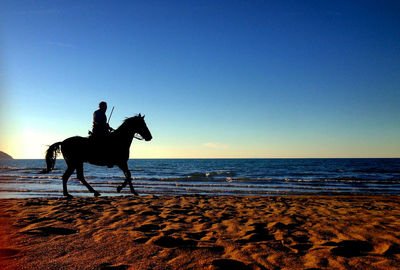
xmin=64 ymin=194 xmax=73 ymax=199
xmin=117 ymin=186 xmax=122 ymax=193
xmin=94 ymin=191 xmax=101 ymax=197
xmin=132 ymin=189 xmax=139 ymax=196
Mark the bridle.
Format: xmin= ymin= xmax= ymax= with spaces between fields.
xmin=134 ymin=134 xmax=145 ymax=140
xmin=133 ymin=118 xmax=149 ymax=141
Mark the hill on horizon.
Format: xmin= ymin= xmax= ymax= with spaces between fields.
xmin=0 ymin=151 xmax=13 ymax=159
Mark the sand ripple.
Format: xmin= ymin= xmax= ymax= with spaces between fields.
xmin=1 ymin=195 xmax=400 ymax=269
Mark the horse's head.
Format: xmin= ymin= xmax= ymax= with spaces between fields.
xmin=117 ymin=114 xmax=152 ymax=141
xmin=135 ymin=114 xmax=152 ymax=141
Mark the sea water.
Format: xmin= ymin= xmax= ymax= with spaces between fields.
xmin=0 ymin=159 xmax=400 ymax=198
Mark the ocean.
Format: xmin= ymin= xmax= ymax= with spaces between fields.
xmin=0 ymin=158 xmax=399 ymax=198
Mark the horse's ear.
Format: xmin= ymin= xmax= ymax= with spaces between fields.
xmin=143 ymin=114 xmax=145 ymax=119
xmin=138 ymin=113 xmax=142 ymax=117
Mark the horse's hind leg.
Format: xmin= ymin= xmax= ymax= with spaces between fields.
xmin=63 ymin=166 xmax=75 ymax=198
xmin=117 ymin=163 xmax=138 ymax=196
xmin=76 ymin=163 xmax=100 ymax=197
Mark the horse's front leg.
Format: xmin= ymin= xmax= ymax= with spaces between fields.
xmin=117 ymin=163 xmax=138 ymax=196
xmin=77 ymin=163 xmax=100 ymax=197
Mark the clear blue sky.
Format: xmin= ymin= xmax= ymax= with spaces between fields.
xmin=1 ymin=0 xmax=399 ymax=158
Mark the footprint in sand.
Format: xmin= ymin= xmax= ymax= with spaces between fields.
xmin=237 ymin=223 xmax=274 ymax=244
xmin=185 ymin=231 xmax=207 ymax=240
xmin=326 ymin=240 xmax=373 ymax=257
xmin=270 ymin=221 xmax=298 ymax=231
xmin=134 ymin=224 xmax=165 ymax=232
xmin=290 ymin=243 xmax=313 ymax=253
xmin=169 ymin=209 xmax=192 ymax=215
xmin=23 ymin=226 xmax=78 ymax=236
xmin=148 ymin=235 xmax=197 ymax=248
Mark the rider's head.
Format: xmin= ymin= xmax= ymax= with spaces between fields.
xmin=99 ymin=101 xmax=107 ymax=112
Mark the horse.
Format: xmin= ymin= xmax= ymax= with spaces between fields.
xmin=41 ymin=114 xmax=152 ymax=198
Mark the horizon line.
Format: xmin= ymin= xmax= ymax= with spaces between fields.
xmin=4 ymin=157 xmax=400 ymax=160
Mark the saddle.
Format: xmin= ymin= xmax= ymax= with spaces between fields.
xmin=88 ymin=128 xmax=114 ymax=138
xmin=87 ymin=131 xmax=115 ymax=168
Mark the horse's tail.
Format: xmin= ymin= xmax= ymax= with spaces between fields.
xmin=40 ymin=142 xmax=62 ymax=173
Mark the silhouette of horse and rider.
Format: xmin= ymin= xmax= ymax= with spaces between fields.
xmin=41 ymin=102 xmax=152 ymax=198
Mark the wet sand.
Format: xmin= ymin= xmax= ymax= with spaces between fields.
xmin=1 ymin=195 xmax=400 ymax=269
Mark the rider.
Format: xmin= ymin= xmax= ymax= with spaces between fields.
xmin=92 ymin=101 xmax=113 ymax=136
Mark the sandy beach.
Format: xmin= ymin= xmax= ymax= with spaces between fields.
xmin=1 ymin=195 xmax=400 ymax=269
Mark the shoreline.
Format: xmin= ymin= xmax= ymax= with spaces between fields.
xmin=1 ymin=195 xmax=400 ymax=269
xmin=4 ymin=192 xmax=400 ymax=199
xmin=2 ymin=159 xmax=400 ymax=198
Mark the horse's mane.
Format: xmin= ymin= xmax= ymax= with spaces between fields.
xmin=116 ymin=115 xmax=142 ymax=131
